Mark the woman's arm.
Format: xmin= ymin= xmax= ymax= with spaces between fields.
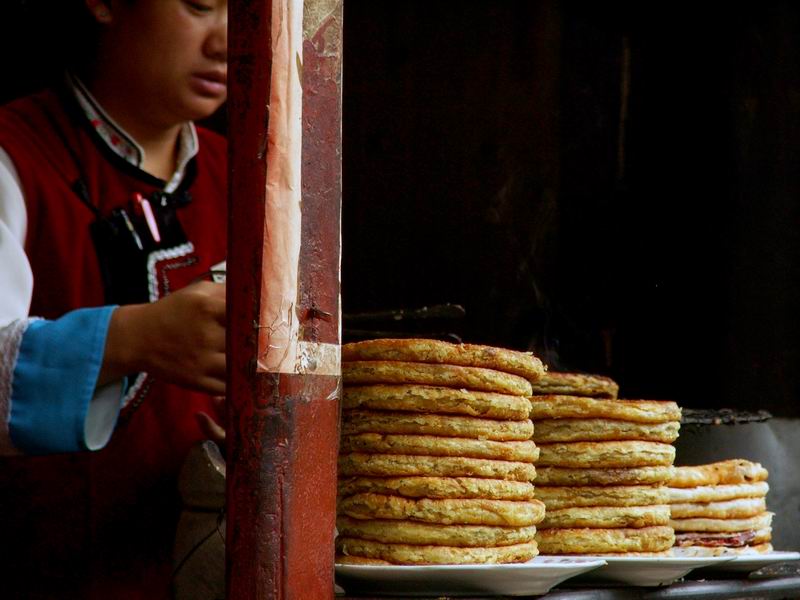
xmin=1 ymin=147 xmax=226 ymax=455
xmin=101 ymin=281 xmax=227 ymax=395
xmin=1 ymin=147 xmax=127 ymax=454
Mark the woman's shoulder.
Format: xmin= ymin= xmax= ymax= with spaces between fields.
xmin=0 ymin=89 xmax=63 ymax=130
xmin=0 ymin=89 xmax=74 ymax=165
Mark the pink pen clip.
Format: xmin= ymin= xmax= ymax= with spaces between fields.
xmin=133 ymin=193 xmax=161 ymax=244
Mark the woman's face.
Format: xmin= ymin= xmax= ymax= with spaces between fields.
xmin=93 ymin=0 xmax=227 ymax=126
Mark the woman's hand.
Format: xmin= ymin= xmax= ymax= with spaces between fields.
xmin=196 ymin=395 xmax=226 ymax=450
xmin=100 ymin=281 xmax=227 ymax=395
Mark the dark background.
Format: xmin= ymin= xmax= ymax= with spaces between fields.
xmin=340 ymin=1 xmax=800 ymax=416
xmin=3 ymin=1 xmax=798 ymax=416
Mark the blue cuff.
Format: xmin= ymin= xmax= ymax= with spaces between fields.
xmin=10 ymin=306 xmax=120 ymax=454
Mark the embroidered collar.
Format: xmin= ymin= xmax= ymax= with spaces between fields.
xmin=65 ymin=72 xmax=198 ymax=193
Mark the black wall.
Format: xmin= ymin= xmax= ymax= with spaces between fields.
xmin=342 ymin=1 xmax=800 ymax=416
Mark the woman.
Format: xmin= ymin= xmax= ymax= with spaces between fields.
xmin=0 ymin=1 xmax=228 ymax=597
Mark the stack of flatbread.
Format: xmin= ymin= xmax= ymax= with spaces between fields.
xmin=668 ymin=459 xmax=772 ymax=555
xmin=528 ymin=372 xmax=620 ymax=400
xmin=335 ymin=338 xmax=547 ymax=565
xmin=529 ymin=372 xmax=682 ymax=555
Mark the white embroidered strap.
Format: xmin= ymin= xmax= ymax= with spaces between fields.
xmin=121 ymin=372 xmax=149 ymax=410
xmin=147 ymin=242 xmax=195 ymax=302
xmin=0 ymin=318 xmax=36 ymax=455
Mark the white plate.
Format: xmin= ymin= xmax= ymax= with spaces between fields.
xmin=567 ymin=555 xmax=735 ymax=587
xmin=691 ymin=550 xmax=800 ymax=574
xmin=335 ymin=556 xmax=606 ymax=597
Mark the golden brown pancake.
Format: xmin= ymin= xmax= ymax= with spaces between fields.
xmin=343 ymin=384 xmax=531 ymax=420
xmin=670 ymin=511 xmax=773 ymax=533
xmin=671 ymin=542 xmax=773 ymax=556
xmin=537 ymin=441 xmax=675 ymax=468
xmin=669 ymin=497 xmax=767 ymax=520
xmin=591 ymin=551 xmax=672 ymax=557
xmin=527 ymin=372 xmax=619 ymax=399
xmin=336 ymin=516 xmax=537 ymax=547
xmin=535 ymin=485 xmax=666 ymax=510
xmin=338 ymin=453 xmax=537 ymax=482
xmin=338 ymin=493 xmax=546 ymax=527
xmin=533 ymin=419 xmax=680 ymax=444
xmin=668 ymin=460 xmax=769 ymax=488
xmin=666 ymin=482 xmax=769 ymax=504
xmin=341 ymin=338 xmax=545 ymax=381
xmin=336 ymin=537 xmax=539 ymax=565
xmin=535 ymin=466 xmax=674 ymax=486
xmin=529 ymin=396 xmax=681 ymax=423
xmin=535 ymin=526 xmax=675 ymax=554
xmin=338 ymin=477 xmax=536 ymax=501
xmin=342 ymin=410 xmax=533 ymax=441
xmin=343 ymin=361 xmax=532 ymax=396
xmin=539 ymin=505 xmax=670 ymax=529
xmin=340 ymin=433 xmax=539 ymax=463
xmin=335 ymin=554 xmax=391 ymax=565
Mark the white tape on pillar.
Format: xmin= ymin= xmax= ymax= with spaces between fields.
xmin=257 ymin=0 xmax=340 ymax=376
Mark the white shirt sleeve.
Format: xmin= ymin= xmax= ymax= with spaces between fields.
xmin=0 ymin=146 xmax=123 ymax=455
xmin=0 ymin=146 xmax=33 ymax=327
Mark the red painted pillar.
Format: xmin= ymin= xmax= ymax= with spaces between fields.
xmin=226 ymin=0 xmax=343 ymax=598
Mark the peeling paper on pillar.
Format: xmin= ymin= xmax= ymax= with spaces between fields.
xmin=257 ymin=0 xmax=338 ymax=376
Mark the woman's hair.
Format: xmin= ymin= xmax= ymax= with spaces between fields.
xmin=1 ymin=1 xmax=93 ymax=100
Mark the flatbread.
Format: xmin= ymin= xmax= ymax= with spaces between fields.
xmin=669 ymin=497 xmax=767 ymax=520
xmin=343 ymin=385 xmax=531 ymax=420
xmin=535 ymin=466 xmax=674 ymax=486
xmin=338 ymin=476 xmax=536 ymax=501
xmin=338 ymin=453 xmax=537 ymax=482
xmin=535 ymin=526 xmax=675 ymax=554
xmin=533 ymin=419 xmax=680 ymax=444
xmin=671 ymin=543 xmax=773 ymax=557
xmin=342 ymin=411 xmax=533 ymax=441
xmin=343 ymin=361 xmax=533 ymax=396
xmin=338 ymin=493 xmax=546 ymax=527
xmin=666 ymin=482 xmax=769 ymax=504
xmin=528 ymin=372 xmax=619 ymax=399
xmin=340 ymin=434 xmax=539 ymax=463
xmin=335 ymin=554 xmax=390 ymax=565
xmin=670 ymin=512 xmax=773 ymax=533
xmin=535 ymin=485 xmax=666 ymax=510
xmin=669 ymin=460 xmax=769 ymax=488
xmin=539 ymin=505 xmax=670 ymax=529
xmin=591 ymin=551 xmax=672 ymax=557
xmin=336 ymin=516 xmax=538 ymax=547
xmin=341 ymin=338 xmax=545 ymax=381
xmin=674 ymin=528 xmax=772 ymax=548
xmin=529 ymin=396 xmax=681 ymax=423
xmin=336 ymin=537 xmax=539 ymax=564
xmin=537 ymin=441 xmax=676 ymax=468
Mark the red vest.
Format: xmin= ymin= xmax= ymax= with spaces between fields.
xmin=0 ymin=89 xmax=227 ymax=599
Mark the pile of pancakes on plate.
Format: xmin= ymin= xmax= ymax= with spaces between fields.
xmin=667 ymin=459 xmax=773 ymax=555
xmin=335 ymin=338 xmax=547 ymax=565
xmin=529 ymin=372 xmax=683 ymax=556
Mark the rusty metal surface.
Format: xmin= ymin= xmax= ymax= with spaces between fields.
xmin=226 ymin=0 xmax=343 ymax=598
xmin=299 ymin=0 xmax=343 ymax=349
